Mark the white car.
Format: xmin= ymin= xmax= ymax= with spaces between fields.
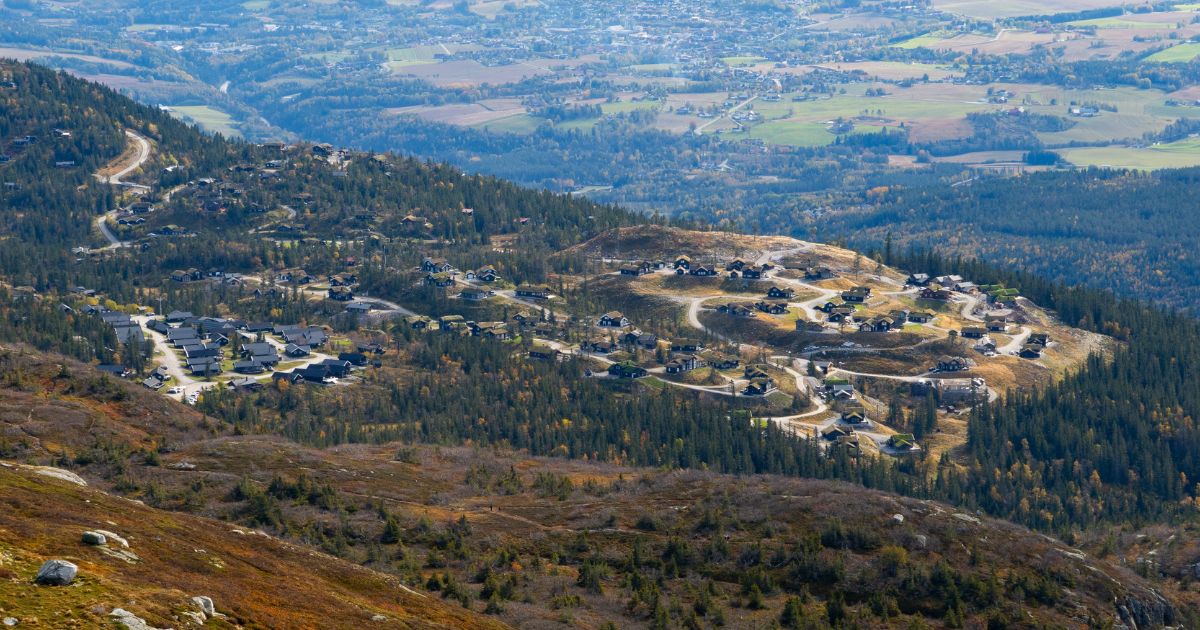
xmin=167 ymin=386 xmax=183 ymax=395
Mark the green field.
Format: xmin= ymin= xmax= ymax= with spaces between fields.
xmin=385 ymin=44 xmax=478 ymax=68
xmin=745 ymin=121 xmax=838 ymax=146
xmin=1067 ymin=17 xmax=1173 ymax=29
xmin=1061 ymin=139 xmax=1200 ymax=170
xmin=1145 ymin=42 xmax=1200 ymax=62
xmin=169 ymin=105 xmax=240 ymax=137
xmin=891 ymin=32 xmax=949 ymax=49
xmin=721 ymin=55 xmax=767 ymax=67
xmin=242 ymin=0 xmax=269 ymax=10
xmin=628 ymin=63 xmax=678 ymax=72
xmin=601 ymin=101 xmax=660 ymax=114
xmin=475 ymin=113 xmax=542 ymax=134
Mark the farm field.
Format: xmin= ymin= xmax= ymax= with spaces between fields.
xmin=798 ymin=61 xmax=963 ymax=81
xmin=392 ymin=59 xmax=552 ymax=86
xmin=1060 ymin=139 xmax=1200 ymax=170
xmin=475 ymin=113 xmax=542 ymax=134
xmin=1146 ymin=42 xmax=1200 ymax=62
xmin=167 ymin=105 xmax=240 ymax=137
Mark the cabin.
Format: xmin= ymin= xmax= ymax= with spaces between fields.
xmin=936 ymin=356 xmax=973 ymax=372
xmin=528 ymin=347 xmax=560 ymax=361
xmin=858 ymin=317 xmax=893 ymax=333
xmin=907 ymin=273 xmax=930 ymax=286
xmin=464 ymin=267 xmax=500 ymax=282
xmin=920 ymin=286 xmax=953 ymax=301
xmin=516 ymin=285 xmax=551 ymax=300
xmin=907 ymin=311 xmax=935 ymax=324
xmin=420 ymin=258 xmax=455 ymax=274
xmin=739 ymin=266 xmax=764 ymax=280
xmin=742 ymin=377 xmax=776 ymax=396
xmin=841 ymin=410 xmax=870 ymax=427
xmin=319 ymin=359 xmax=353 ymax=378
xmin=960 ymin=327 xmax=986 ymax=339
xmin=598 ymin=311 xmax=630 ymax=328
xmin=620 ymin=265 xmax=649 ymax=276
xmin=766 ymin=286 xmax=795 ymax=300
xmin=608 ymin=362 xmax=647 ymax=378
xmin=406 ymin=315 xmax=432 ymax=330
xmin=707 ymin=355 xmax=740 ymax=370
xmin=985 ymin=320 xmax=1009 ymax=334
xmin=673 ymin=256 xmax=692 ymax=270
xmin=479 ymin=323 xmax=512 ymax=341
xmin=934 ymin=275 xmax=963 ymax=286
xmin=689 ymin=265 xmax=717 ymax=277
xmin=581 ymin=339 xmax=616 ymax=354
xmin=276 ymin=266 xmax=312 ymax=283
xmin=939 ymin=379 xmax=983 ymax=404
xmin=233 ymin=360 xmax=266 ymax=375
xmin=887 ymin=433 xmax=918 ymax=452
xmin=665 ymin=355 xmax=703 ymax=374
xmin=672 ymin=339 xmax=703 ymax=353
xmin=827 ymin=307 xmax=855 ymax=323
xmin=187 ymin=357 xmax=222 ymax=376
xmin=889 ymin=310 xmax=909 ymax=325
xmin=718 ymin=303 xmax=754 ymax=318
xmin=805 ymin=267 xmax=835 ymax=281
xmin=822 ymin=425 xmax=855 ymax=441
xmin=1019 ymin=344 xmax=1043 ymax=359
xmin=1028 ymin=332 xmax=1050 ymax=346
xmin=424 ymin=272 xmax=455 ymax=288
xmin=328 ymin=286 xmax=354 ymax=301
xmin=744 ymin=365 xmax=770 ymax=380
xmin=841 ymin=286 xmax=871 ymax=303
xmin=458 ymin=288 xmax=494 ymax=301
xmin=755 ymin=301 xmax=789 ymax=315
xmin=725 ymin=259 xmax=747 ymax=272
xmin=285 ymin=343 xmax=310 ymax=358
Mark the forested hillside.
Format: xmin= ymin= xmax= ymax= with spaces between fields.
xmin=819 ymin=168 xmax=1200 ymax=309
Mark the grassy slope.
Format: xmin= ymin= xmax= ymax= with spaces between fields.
xmin=0 ymin=464 xmax=505 ymax=629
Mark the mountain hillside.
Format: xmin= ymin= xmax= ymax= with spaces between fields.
xmin=0 ymin=461 xmax=506 ymax=629
xmin=0 ymin=346 xmax=1187 ymax=629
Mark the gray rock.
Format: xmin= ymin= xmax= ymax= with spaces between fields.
xmin=93 ymin=529 xmax=129 ymax=548
xmin=34 ymin=559 xmax=77 ymax=585
xmin=109 ymin=608 xmax=168 ymax=630
xmin=191 ymin=596 xmax=215 ymax=617
xmin=81 ymin=531 xmax=107 ymax=546
xmin=3 ymin=617 xmax=18 ymax=627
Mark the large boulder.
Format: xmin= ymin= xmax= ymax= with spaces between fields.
xmin=81 ymin=531 xmax=106 ymax=546
xmin=34 ymin=559 xmax=77 ymax=585
xmin=191 ymin=596 xmax=215 ymax=617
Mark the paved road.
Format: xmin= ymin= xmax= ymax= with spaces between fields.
xmin=996 ymin=326 xmax=1031 ymax=355
xmin=93 ymin=130 xmax=152 ymax=249
xmin=694 ymin=94 xmax=759 ymax=134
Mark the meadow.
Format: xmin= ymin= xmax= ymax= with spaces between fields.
xmin=167 ymin=105 xmax=240 ymax=137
